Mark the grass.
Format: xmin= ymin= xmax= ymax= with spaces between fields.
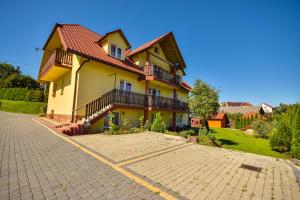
xmin=213 ymin=128 xmax=286 ymax=159
xmin=0 ymin=99 xmax=45 ymax=115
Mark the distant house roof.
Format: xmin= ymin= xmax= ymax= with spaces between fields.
xmin=219 ymin=106 xmax=263 ymax=114
xmin=211 ymin=113 xmax=227 ymax=120
xmin=221 ymin=102 xmax=253 ymax=107
xmin=260 ymin=103 xmax=274 ymax=108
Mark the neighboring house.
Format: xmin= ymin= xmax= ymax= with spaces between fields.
xmin=221 ymin=102 xmax=253 ymax=107
xmin=207 ymin=113 xmax=229 ymax=128
xmin=260 ymin=103 xmax=273 ymax=114
xmin=38 ymin=23 xmax=191 ymax=132
xmin=219 ymin=106 xmax=264 ymax=115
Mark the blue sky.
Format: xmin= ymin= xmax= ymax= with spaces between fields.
xmin=0 ymin=0 xmax=299 ymax=106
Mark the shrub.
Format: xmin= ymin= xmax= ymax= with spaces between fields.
xmin=291 ymin=139 xmax=300 ymax=159
xmin=198 ymin=134 xmax=221 ymax=147
xmin=178 ymin=130 xmax=196 ymax=138
xmin=0 ymin=87 xmax=44 ymax=102
xmin=139 ymin=115 xmax=144 ymax=130
xmin=151 ymin=113 xmax=167 ymax=133
xmin=128 ymin=127 xmax=141 ymax=134
xmin=122 ymin=118 xmax=131 ymax=130
xmin=108 ymin=112 xmax=119 ymax=134
xmin=198 ymin=127 xmax=211 ymax=135
xmin=144 ymin=120 xmax=151 ymax=131
xmin=269 ymin=122 xmax=292 ymax=153
xmin=252 ymin=120 xmax=272 ymax=138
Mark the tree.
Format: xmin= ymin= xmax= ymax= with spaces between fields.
xmin=189 ymin=79 xmax=220 ymax=130
xmin=252 ymin=119 xmax=272 ymax=138
xmin=269 ymin=122 xmax=292 ymax=153
xmin=0 ymin=62 xmax=39 ymax=89
xmin=151 ymin=113 xmax=167 ymax=133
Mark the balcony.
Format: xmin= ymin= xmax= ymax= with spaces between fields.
xmin=143 ymin=65 xmax=181 ymax=87
xmin=39 ymin=49 xmax=73 ymax=81
xmin=75 ymin=89 xmax=188 ymax=121
xmin=147 ymin=95 xmax=188 ymax=111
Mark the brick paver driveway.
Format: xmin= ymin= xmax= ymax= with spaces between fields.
xmin=0 ymin=112 xmax=163 ymax=200
xmin=73 ymin=132 xmax=300 ymax=200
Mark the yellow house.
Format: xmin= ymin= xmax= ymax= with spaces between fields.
xmin=38 ymin=23 xmax=191 ymax=133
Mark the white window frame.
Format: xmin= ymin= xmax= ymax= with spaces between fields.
xmin=110 ymin=44 xmax=123 ymax=60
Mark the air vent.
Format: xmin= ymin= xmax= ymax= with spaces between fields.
xmin=240 ymin=164 xmax=262 ymax=173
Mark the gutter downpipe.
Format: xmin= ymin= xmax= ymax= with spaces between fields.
xmin=71 ymin=59 xmax=90 ymax=123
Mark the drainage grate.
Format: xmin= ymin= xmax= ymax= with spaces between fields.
xmin=240 ymin=164 xmax=262 ymax=173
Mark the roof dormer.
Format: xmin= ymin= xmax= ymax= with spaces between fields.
xmin=98 ymin=29 xmax=131 ymax=60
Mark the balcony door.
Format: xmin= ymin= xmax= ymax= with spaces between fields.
xmin=120 ymin=80 xmax=132 ymax=92
xmin=120 ymin=80 xmax=132 ymax=104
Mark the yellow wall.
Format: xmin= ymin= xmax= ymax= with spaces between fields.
xmin=47 ymin=71 xmax=73 ymax=115
xmin=177 ymin=90 xmax=189 ymax=102
xmin=148 ymin=82 xmax=173 ymax=98
xmin=208 ymin=120 xmax=222 ymax=128
xmin=75 ymin=60 xmax=144 ymax=110
xmin=91 ymin=109 xmax=144 ymax=131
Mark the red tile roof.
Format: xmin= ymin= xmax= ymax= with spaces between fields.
xmin=47 ymin=24 xmax=144 ymax=75
xmin=180 ymin=81 xmax=192 ymax=91
xmin=127 ymin=32 xmax=171 ymax=57
xmin=212 ymin=113 xmax=227 ymax=120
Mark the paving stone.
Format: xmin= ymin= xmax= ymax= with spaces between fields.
xmin=0 ymin=111 xmax=160 ymax=200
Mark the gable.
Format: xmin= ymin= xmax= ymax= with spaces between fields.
xmin=40 ymin=29 xmax=64 ymax=67
xmin=128 ymin=32 xmax=186 ymax=69
xmin=99 ymin=31 xmax=130 ymax=50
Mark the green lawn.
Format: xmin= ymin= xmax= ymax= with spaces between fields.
xmin=0 ymin=99 xmax=46 ymax=115
xmin=213 ymin=128 xmax=286 ymax=158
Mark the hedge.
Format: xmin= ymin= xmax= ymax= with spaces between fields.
xmin=0 ymin=88 xmax=44 ymax=102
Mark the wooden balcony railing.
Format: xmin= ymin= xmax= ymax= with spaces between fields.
xmin=75 ymin=89 xmax=188 ymax=120
xmin=40 ymin=49 xmax=73 ymax=77
xmin=147 ymin=95 xmax=188 ymax=111
xmin=143 ymin=65 xmax=181 ymax=85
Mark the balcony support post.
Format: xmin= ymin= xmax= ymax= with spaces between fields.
xmin=144 ymin=80 xmax=149 ymax=123
xmin=172 ymin=112 xmax=176 ymax=131
xmin=146 ymin=51 xmax=151 ymax=66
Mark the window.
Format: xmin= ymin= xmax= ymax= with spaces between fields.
xmin=112 ymin=112 xmax=120 ymax=126
xmin=156 ymin=90 xmax=160 ymax=96
xmin=103 ymin=112 xmax=120 ymax=128
xmin=148 ymin=88 xmax=160 ymax=96
xmin=120 ymin=80 xmax=132 ymax=93
xmin=176 ymin=114 xmax=183 ymax=127
xmin=111 ymin=44 xmax=123 ymax=59
xmin=111 ymin=45 xmax=116 ymax=57
xmin=154 ymin=47 xmax=159 ymax=54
